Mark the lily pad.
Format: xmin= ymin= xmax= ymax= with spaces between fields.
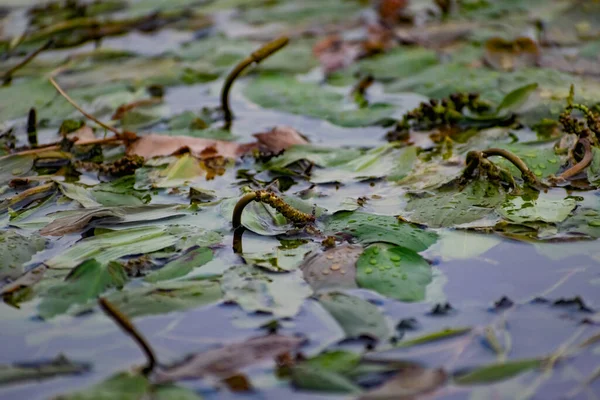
xmin=244 ymin=73 xmax=395 ymax=127
xmin=499 ymin=195 xmax=577 ymax=224
xmin=405 ymin=180 xmax=505 ymax=228
xmin=356 ymin=243 xmax=432 ymax=302
xmin=324 ymin=211 xmax=438 ymax=252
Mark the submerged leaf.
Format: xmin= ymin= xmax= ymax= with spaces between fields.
xmin=0 ymin=355 xmax=90 ymax=386
xmin=221 ymin=265 xmax=311 ymax=317
xmin=356 ymin=244 xmax=432 ymax=302
xmin=0 ymin=230 xmax=46 ymax=280
xmin=291 ymin=364 xmax=362 ymax=394
xmin=318 ymin=292 xmax=390 ymax=341
xmin=361 ymin=365 xmax=447 ymax=399
xmin=53 ymin=372 xmax=202 ymax=400
xmin=155 ymin=334 xmax=303 ymax=382
xmin=300 ymin=244 xmax=361 ymax=292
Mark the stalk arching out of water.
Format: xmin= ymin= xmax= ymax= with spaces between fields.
xmin=221 ymin=37 xmax=289 ymax=125
xmin=99 ymin=297 xmax=156 ymax=375
xmin=558 ymin=138 xmax=593 ymax=180
xmin=481 ymin=148 xmax=541 ymax=186
xmin=232 ymin=190 xmax=315 ymax=230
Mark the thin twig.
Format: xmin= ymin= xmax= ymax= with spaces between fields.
xmin=49 ymin=76 xmax=123 ymax=137
xmin=221 ymin=37 xmax=289 ymax=124
xmin=2 ymin=39 xmax=54 ymax=84
xmin=99 ymin=297 xmax=156 ymax=375
xmin=0 ymin=136 xmax=123 ymax=159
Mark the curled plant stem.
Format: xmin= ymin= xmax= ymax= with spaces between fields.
xmin=558 ymin=138 xmax=593 ymax=180
xmin=221 ymin=37 xmax=289 ymax=124
xmin=99 ymin=297 xmax=156 ymax=376
xmin=481 ymin=148 xmax=541 ymax=186
xmin=231 ymin=190 xmax=315 ymax=230
xmin=2 ymin=39 xmax=54 ymax=84
xmin=232 ymin=226 xmax=245 ymax=254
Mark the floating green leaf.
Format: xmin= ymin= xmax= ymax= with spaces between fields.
xmin=325 ymin=211 xmax=438 ymax=252
xmin=318 ymin=292 xmax=390 ymax=341
xmin=499 ymin=195 xmax=577 ymax=224
xmin=45 ymin=227 xmax=179 ymax=269
xmin=103 ymin=279 xmax=222 ymax=318
xmin=356 ymin=243 xmax=432 ymax=302
xmin=454 ymin=359 xmax=542 ymax=385
xmin=144 ymin=247 xmax=213 ymax=282
xmin=496 ymin=83 xmax=538 ymax=115
xmin=244 ymin=73 xmax=395 ymax=127
xmin=405 ymin=180 xmax=505 ymax=228
xmin=291 ymin=365 xmax=362 ymax=394
xmin=38 ymin=260 xmax=127 ymax=318
xmin=397 ymin=327 xmax=472 ymax=348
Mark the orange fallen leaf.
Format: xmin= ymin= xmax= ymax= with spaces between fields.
xmin=253 ymin=126 xmax=309 ymax=154
xmin=378 ymin=0 xmax=409 ymax=24
xmin=313 ymin=35 xmax=361 ymax=74
xmin=127 ymin=133 xmax=257 ymax=159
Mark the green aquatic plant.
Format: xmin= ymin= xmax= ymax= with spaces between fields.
xmin=221 ymin=36 xmax=289 ymax=124
xmin=232 ymin=189 xmax=315 ymax=230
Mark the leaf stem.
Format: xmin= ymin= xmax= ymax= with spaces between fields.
xmin=221 ymin=37 xmax=289 ymax=124
xmin=231 ymin=190 xmax=315 ymax=230
xmin=98 ymin=297 xmax=156 ymax=375
xmin=558 ymin=138 xmax=593 ymax=180
xmin=2 ymin=39 xmax=54 ymax=84
xmin=481 ymin=148 xmax=541 ymax=186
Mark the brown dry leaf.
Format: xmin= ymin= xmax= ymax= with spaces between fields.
xmin=360 ymin=364 xmax=447 ymax=400
xmin=40 ymin=208 xmax=123 ymax=236
xmin=395 ymin=22 xmax=475 ymax=48
xmin=111 ymin=98 xmax=163 ymax=120
xmin=313 ymin=35 xmax=361 ymax=74
xmin=66 ymin=126 xmax=96 ymax=142
xmin=0 ymin=264 xmax=47 ymax=296
xmin=300 ymin=244 xmax=361 ymax=292
xmin=378 ymin=0 xmax=409 ymax=24
xmin=127 ymin=134 xmax=257 ymax=159
xmin=483 ymin=37 xmax=540 ymax=71
xmin=253 ymin=126 xmax=309 ymax=154
xmin=153 ymin=334 xmax=303 ymax=383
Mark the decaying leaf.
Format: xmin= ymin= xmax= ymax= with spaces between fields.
xmin=300 ymin=244 xmax=361 ymax=292
xmin=0 ymin=355 xmax=90 ymax=386
xmin=127 ymin=134 xmax=257 ymax=159
xmin=361 ymin=364 xmax=447 ymax=399
xmin=221 ymin=265 xmax=312 ymax=317
xmin=253 ymin=125 xmax=309 ymax=154
xmin=154 ymin=334 xmax=304 ymax=382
